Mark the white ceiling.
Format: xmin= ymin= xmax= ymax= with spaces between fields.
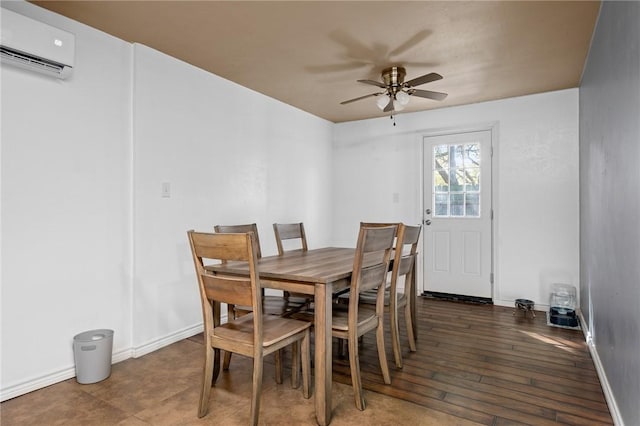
xmin=32 ymin=1 xmax=600 ymax=123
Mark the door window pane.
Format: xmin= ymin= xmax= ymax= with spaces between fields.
xmin=434 ymin=145 xmax=448 ymax=170
xmin=450 ymin=145 xmax=464 ymax=168
xmin=450 ymin=193 xmax=464 ymax=216
xmin=434 ymin=171 xmax=449 ymax=192
xmin=465 ymin=193 xmax=480 ymax=217
xmin=464 ymin=144 xmax=480 ymax=167
xmin=450 ymin=169 xmax=464 ymax=192
xmin=465 ymin=167 xmax=480 ymax=192
xmin=432 ymin=143 xmax=481 ymax=218
xmin=435 ymin=193 xmax=448 ymax=216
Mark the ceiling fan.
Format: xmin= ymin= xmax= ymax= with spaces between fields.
xmin=340 ymin=66 xmax=448 ymax=113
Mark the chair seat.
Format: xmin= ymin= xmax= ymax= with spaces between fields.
xmin=331 ymin=304 xmax=378 ymax=332
xmin=214 ymin=313 xmax=311 ymax=347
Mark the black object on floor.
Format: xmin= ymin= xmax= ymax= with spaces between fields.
xmin=514 ymin=299 xmax=536 ymax=318
xmin=422 ymin=291 xmax=493 ymax=305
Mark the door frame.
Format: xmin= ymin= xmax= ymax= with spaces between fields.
xmin=416 ymin=122 xmax=499 ymax=301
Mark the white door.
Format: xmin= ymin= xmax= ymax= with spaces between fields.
xmin=422 ymin=130 xmax=493 ymax=299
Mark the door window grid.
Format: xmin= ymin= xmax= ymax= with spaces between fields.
xmin=433 ymin=143 xmax=480 ymax=217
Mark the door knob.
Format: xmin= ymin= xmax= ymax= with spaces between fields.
xmin=424 ymin=220 xmax=432 ymax=226
xmin=425 ymin=208 xmax=432 ymax=215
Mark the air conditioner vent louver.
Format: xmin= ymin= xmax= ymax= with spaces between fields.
xmin=1 ymin=46 xmax=66 ymax=76
xmin=1 ymin=8 xmax=75 ymax=79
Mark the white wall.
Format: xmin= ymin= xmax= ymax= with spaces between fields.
xmin=332 ymin=89 xmax=580 ymax=308
xmin=1 ymin=2 xmax=132 ymax=399
xmin=0 ymin=2 xmax=333 ymax=399
xmin=131 ymin=44 xmax=333 ymax=351
xmin=580 ymin=2 xmax=639 ymax=425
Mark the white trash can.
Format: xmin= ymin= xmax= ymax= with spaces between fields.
xmin=73 ymin=329 xmax=114 ymax=384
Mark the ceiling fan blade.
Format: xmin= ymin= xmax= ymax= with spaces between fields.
xmin=389 ymin=29 xmax=431 ymax=57
xmin=305 ymin=61 xmax=367 ymax=73
xmin=357 ymin=79 xmax=386 ymax=88
xmin=329 ymin=30 xmax=378 ymax=62
xmin=401 ymin=61 xmax=439 ymax=68
xmin=411 ymin=89 xmax=448 ymax=101
xmin=383 ymin=97 xmax=394 ymax=112
xmin=404 ymin=72 xmax=443 ymax=88
xmin=340 ymin=92 xmax=383 ymax=105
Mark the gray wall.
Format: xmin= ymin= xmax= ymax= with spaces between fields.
xmin=579 ymin=2 xmax=640 ymax=425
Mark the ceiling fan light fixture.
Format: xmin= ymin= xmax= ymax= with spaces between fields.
xmin=393 ymin=100 xmax=406 ymax=111
xmin=376 ymin=94 xmax=390 ymax=110
xmin=396 ymin=91 xmax=410 ymax=106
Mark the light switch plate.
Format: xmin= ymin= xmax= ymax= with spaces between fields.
xmin=161 ymin=182 xmax=171 ymax=198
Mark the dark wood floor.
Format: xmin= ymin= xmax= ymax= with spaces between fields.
xmin=334 ymin=298 xmax=612 ymax=425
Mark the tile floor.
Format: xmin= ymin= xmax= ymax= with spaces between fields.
xmin=1 ymin=337 xmax=472 ymax=425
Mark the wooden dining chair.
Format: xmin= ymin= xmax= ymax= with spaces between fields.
xmin=332 ymin=223 xmax=397 ymax=411
xmin=273 ymin=222 xmax=313 ymax=307
xmin=358 ymin=223 xmax=422 ymax=368
xmin=187 ymin=230 xmax=311 ymax=425
xmin=214 ymin=223 xmax=306 ymax=377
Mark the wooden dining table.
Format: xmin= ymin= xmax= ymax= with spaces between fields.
xmin=205 ymin=246 xmax=417 ymax=426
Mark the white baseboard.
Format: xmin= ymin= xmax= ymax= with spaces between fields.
xmin=0 ymin=324 xmax=204 ymax=402
xmin=577 ymin=310 xmax=624 ymax=426
xmin=0 ymin=347 xmax=132 ymax=402
xmin=132 ymin=323 xmax=203 ymax=358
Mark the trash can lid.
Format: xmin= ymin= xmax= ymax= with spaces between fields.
xmin=74 ymin=329 xmax=114 ymax=342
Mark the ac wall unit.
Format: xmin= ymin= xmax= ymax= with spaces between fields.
xmin=1 ymin=8 xmax=74 ymax=79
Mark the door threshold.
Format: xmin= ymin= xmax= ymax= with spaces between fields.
xmin=422 ymin=291 xmax=493 ymax=305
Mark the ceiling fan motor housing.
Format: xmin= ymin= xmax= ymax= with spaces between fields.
xmin=382 ymin=66 xmax=406 ymax=94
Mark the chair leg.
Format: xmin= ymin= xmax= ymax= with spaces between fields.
xmin=337 ymin=338 xmax=345 ymax=358
xmin=222 ymin=350 xmax=232 ymax=371
xmin=275 ymin=349 xmax=283 ymax=384
xmin=389 ymin=306 xmax=403 ymax=369
xmin=404 ymin=303 xmax=417 ymax=352
xmin=301 ymin=329 xmax=311 ymax=399
xmin=291 ymin=341 xmax=300 ymax=389
xmin=198 ymin=346 xmax=215 ymax=418
xmin=212 ymin=348 xmax=221 ymax=385
xmin=347 ymin=336 xmax=366 ymax=410
xmin=376 ymin=319 xmax=391 ymax=385
xmin=250 ymin=356 xmax=263 ymax=426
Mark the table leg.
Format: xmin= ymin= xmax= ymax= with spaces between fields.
xmin=314 ymin=282 xmax=332 ymax=426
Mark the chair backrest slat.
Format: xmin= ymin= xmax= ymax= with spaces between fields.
xmin=396 ymin=256 xmax=415 ymax=277
xmin=201 ymin=274 xmax=253 ymax=307
xmin=358 ymin=263 xmax=390 ymax=293
xmin=273 ymin=222 xmax=307 ymax=255
xmin=361 ymin=226 xmax=396 ymax=252
xmin=214 ymin=223 xmax=262 ymax=259
xmin=192 ymin=231 xmax=253 ymax=262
